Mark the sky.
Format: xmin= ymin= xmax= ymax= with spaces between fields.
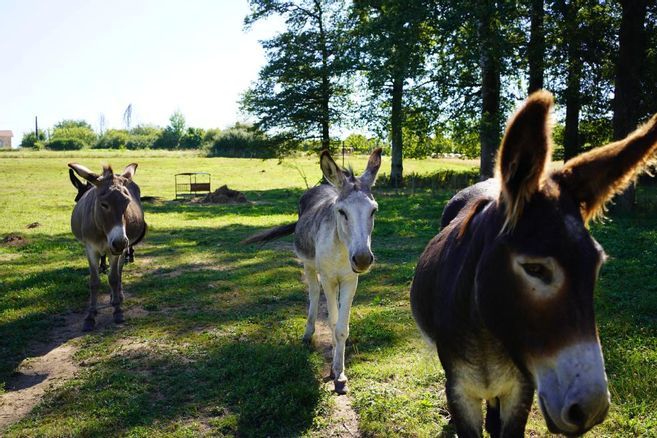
xmin=0 ymin=0 xmax=282 ymax=145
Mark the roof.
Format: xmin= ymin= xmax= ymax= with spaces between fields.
xmin=0 ymin=130 xmax=13 ymax=137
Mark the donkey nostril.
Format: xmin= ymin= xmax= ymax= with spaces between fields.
xmin=566 ymin=403 xmax=586 ymax=428
xmin=369 ymin=254 xmax=374 ymax=264
xmin=351 ymin=255 xmax=357 ymax=265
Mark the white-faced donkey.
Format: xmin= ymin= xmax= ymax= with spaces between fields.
xmin=244 ymin=148 xmax=382 ymax=394
xmin=69 ymin=163 xmax=146 ymax=332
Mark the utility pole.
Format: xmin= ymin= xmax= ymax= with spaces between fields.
xmin=35 ymin=116 xmax=38 ymax=137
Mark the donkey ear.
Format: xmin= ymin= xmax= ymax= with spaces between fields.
xmin=360 ymin=148 xmax=382 ymax=187
xmin=320 ymin=150 xmax=347 ymax=188
xmin=122 ymin=163 xmax=138 ymax=180
xmin=554 ymin=113 xmax=657 ymax=224
xmin=69 ymin=169 xmax=86 ymax=190
xmin=68 ymin=163 xmax=101 ymax=186
xmin=496 ymin=90 xmax=554 ymax=230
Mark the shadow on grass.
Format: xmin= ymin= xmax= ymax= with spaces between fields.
xmin=9 ymin=342 xmax=322 ymax=437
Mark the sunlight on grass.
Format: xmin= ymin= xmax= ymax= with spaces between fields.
xmin=0 ymin=151 xmax=655 ymax=436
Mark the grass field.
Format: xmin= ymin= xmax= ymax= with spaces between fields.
xmin=0 ymin=150 xmax=655 ymax=436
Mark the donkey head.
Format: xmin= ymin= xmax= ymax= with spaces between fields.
xmin=68 ymin=163 xmax=139 ymax=255
xmin=474 ymin=91 xmax=657 ymax=435
xmin=320 ymin=148 xmax=382 ymax=273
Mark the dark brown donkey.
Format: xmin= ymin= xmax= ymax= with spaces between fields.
xmin=411 ymin=91 xmax=657 ymax=437
xmin=69 ymin=163 xmax=146 ymax=331
xmin=69 ymin=169 xmax=136 ymax=270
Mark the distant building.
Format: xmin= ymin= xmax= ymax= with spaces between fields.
xmin=0 ymin=130 xmax=13 ymax=148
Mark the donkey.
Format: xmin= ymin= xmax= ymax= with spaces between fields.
xmin=411 ymin=90 xmax=657 ymax=437
xmin=69 ymin=163 xmax=146 ymax=331
xmin=69 ymin=169 xmax=136 ymax=268
xmin=244 ymin=148 xmax=382 ymax=394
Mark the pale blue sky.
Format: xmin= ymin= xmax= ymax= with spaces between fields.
xmin=0 ymin=0 xmax=281 ymax=145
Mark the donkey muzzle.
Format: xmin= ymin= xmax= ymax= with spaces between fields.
xmin=351 ymin=251 xmax=374 ymax=273
xmin=534 ymin=341 xmax=610 ymax=435
xmin=108 ymin=226 xmax=129 ymax=255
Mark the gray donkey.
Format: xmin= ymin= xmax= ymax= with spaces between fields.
xmin=245 ymin=148 xmax=382 ymax=394
xmin=69 ymin=163 xmax=146 ymax=331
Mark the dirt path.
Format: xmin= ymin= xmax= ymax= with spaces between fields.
xmin=0 ymin=297 xmax=143 ymax=432
xmin=313 ymin=296 xmax=361 ymax=437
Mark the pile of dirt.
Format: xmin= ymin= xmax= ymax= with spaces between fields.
xmin=1 ymin=234 xmax=27 ymax=247
xmin=198 ymin=185 xmax=248 ymax=204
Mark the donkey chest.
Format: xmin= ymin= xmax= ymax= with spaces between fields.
xmin=451 ymin=336 xmax=525 ymax=401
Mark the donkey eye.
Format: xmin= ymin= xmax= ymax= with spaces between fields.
xmin=521 ymin=263 xmax=552 ymax=284
xmin=100 ymin=202 xmax=110 ymax=210
xmin=371 ymin=208 xmax=377 ymax=217
xmin=338 ymin=209 xmax=348 ymax=220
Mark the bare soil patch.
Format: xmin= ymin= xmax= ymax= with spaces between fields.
xmin=1 ymin=234 xmax=28 ymax=247
xmin=195 ymin=185 xmax=248 ymax=204
xmin=312 ymin=295 xmax=360 ymax=437
xmin=0 ymin=296 xmax=147 ymax=432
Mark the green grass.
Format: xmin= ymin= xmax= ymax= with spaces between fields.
xmin=0 ymin=149 xmax=655 ymax=436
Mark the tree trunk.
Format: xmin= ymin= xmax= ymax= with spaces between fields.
xmin=390 ymin=76 xmax=404 ymax=186
xmin=613 ymin=0 xmax=648 ymax=212
xmin=478 ymin=2 xmax=501 ymax=179
xmin=317 ymin=0 xmax=331 ymax=151
xmin=528 ymin=0 xmax=545 ymax=94
xmin=563 ymin=1 xmax=581 ymax=161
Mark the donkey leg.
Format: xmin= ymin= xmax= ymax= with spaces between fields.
xmin=99 ymin=254 xmax=108 ymax=274
xmin=498 ymin=379 xmax=533 ymax=438
xmin=320 ymin=276 xmax=339 ymax=379
xmin=83 ymin=245 xmax=101 ymax=332
xmin=126 ymin=245 xmax=134 ymax=263
xmin=302 ymin=264 xmax=320 ymax=343
xmin=332 ymin=275 xmax=358 ymax=395
xmin=108 ymin=254 xmax=125 ymax=324
xmin=485 ymin=398 xmax=501 ymax=438
xmin=445 ymin=375 xmax=484 ymax=437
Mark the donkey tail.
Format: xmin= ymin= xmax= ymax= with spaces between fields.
xmin=242 ymin=222 xmax=297 ymax=245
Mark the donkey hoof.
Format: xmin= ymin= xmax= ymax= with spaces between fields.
xmin=334 ymin=379 xmax=349 ymax=395
xmin=113 ymin=310 xmax=125 ymax=324
xmin=82 ymin=318 xmax=96 ymax=332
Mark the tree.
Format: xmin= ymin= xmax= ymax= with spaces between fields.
xmin=153 ymin=111 xmax=187 ymax=149
xmin=528 ymin=0 xmax=545 ymax=93
xmin=241 ymin=0 xmax=352 ymax=151
xmin=612 ymin=0 xmax=651 ymax=211
xmin=20 ymin=129 xmax=46 ymax=148
xmin=351 ymin=0 xmax=436 ymax=185
xmin=51 ymin=119 xmax=97 ymax=147
xmin=547 ymin=1 xmax=618 ymax=160
xmin=477 ymin=0 xmax=504 ymax=178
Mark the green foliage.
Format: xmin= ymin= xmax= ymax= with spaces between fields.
xmin=19 ymin=130 xmax=46 ymax=148
xmin=208 ymin=124 xmax=280 ymax=158
xmin=95 ymin=129 xmax=129 ymax=149
xmin=179 ymin=127 xmax=205 ymax=150
xmin=203 ymin=128 xmax=222 ymax=144
xmin=94 ymin=126 xmax=162 ymax=150
xmin=126 ymin=125 xmax=161 ymax=150
xmin=46 ymin=138 xmax=87 ymax=150
xmin=51 ymin=120 xmax=97 ymax=148
xmin=241 ymin=0 xmax=353 ymax=147
xmin=343 ymin=134 xmax=379 ymax=154
xmin=579 ymin=117 xmax=612 ymax=151
xmin=168 ymin=111 xmax=186 ymax=137
xmin=152 ymin=112 xmax=188 ymax=149
xmin=53 ymin=119 xmax=93 ymax=130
